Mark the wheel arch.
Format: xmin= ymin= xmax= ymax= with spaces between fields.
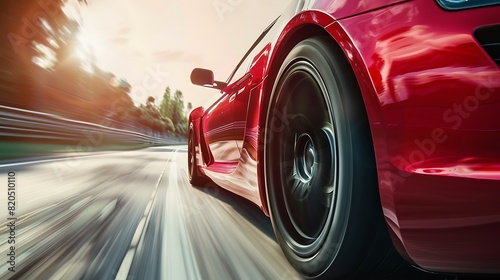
xmin=189 ymin=106 xmax=204 ymax=141
xmin=257 ymin=10 xmax=394 ymax=252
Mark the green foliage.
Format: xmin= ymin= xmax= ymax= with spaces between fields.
xmin=158 ymin=87 xmax=189 ymax=137
xmin=163 ymin=117 xmax=175 ymax=132
xmin=159 ymin=87 xmax=173 ymax=117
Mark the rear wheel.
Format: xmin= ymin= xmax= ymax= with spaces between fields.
xmin=264 ymin=37 xmax=406 ymax=279
xmin=188 ymin=125 xmax=204 ymax=186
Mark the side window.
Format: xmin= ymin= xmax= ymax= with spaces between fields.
xmin=226 ymin=17 xmax=279 ymax=84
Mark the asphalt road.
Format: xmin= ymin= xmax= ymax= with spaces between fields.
xmin=0 ymin=146 xmax=478 ymax=280
xmin=0 ymin=146 xmax=300 ymax=280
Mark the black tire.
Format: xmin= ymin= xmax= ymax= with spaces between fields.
xmin=264 ymin=37 xmax=406 ymax=279
xmin=188 ymin=125 xmax=204 ymax=186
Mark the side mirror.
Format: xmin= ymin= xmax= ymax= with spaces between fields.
xmin=190 ymin=68 xmax=227 ymax=90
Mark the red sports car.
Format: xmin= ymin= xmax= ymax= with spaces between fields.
xmin=188 ymin=0 xmax=500 ymax=278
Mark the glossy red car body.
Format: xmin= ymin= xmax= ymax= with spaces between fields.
xmin=189 ymin=0 xmax=500 ymax=275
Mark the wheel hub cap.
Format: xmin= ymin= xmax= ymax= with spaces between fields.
xmin=295 ymin=133 xmax=315 ymax=183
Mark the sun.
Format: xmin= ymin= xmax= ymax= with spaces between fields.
xmin=76 ymin=29 xmax=99 ymax=73
xmin=77 ymin=29 xmax=92 ymax=47
xmin=62 ymin=0 xmax=100 ymax=56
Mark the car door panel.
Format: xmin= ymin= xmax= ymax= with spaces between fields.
xmin=202 ymin=93 xmax=240 ymax=162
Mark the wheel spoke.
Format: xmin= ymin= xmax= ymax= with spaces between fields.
xmin=268 ymin=62 xmax=339 ymax=250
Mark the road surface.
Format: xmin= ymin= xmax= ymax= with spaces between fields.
xmin=0 ymin=146 xmax=466 ymax=279
xmin=0 ymin=146 xmax=300 ymax=280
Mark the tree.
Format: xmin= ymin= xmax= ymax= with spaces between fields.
xmin=163 ymin=117 xmax=175 ymax=133
xmin=158 ymin=87 xmax=189 ymax=137
xmin=0 ymin=0 xmax=126 ymax=122
xmin=171 ymin=90 xmax=184 ymax=126
xmin=1 ymin=0 xmax=79 ymax=111
xmin=147 ymin=96 xmax=155 ymax=104
xmin=159 ymin=87 xmax=172 ymax=117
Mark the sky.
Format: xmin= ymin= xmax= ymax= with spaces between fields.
xmin=65 ymin=0 xmax=293 ymax=109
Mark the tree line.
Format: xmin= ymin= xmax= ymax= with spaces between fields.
xmin=140 ymin=88 xmax=192 ymax=138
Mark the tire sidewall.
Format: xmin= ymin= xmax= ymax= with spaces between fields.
xmin=264 ymin=37 xmax=371 ymax=278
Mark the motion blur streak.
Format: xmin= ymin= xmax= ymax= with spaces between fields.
xmin=0 ymin=146 xmax=299 ymax=280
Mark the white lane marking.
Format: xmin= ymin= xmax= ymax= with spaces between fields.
xmin=115 ymin=249 xmax=135 ymax=280
xmin=130 ymin=218 xmax=146 ymax=248
xmin=115 ymin=150 xmax=176 ymax=280
xmin=144 ymin=200 xmax=153 ymax=216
